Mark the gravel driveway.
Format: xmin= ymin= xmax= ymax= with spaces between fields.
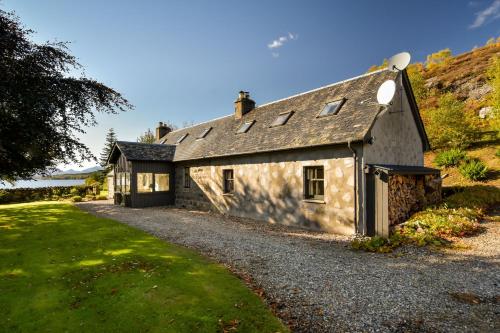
xmin=78 ymin=201 xmax=499 ymax=333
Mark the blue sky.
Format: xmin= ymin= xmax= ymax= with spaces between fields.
xmin=2 ymin=0 xmax=500 ymax=170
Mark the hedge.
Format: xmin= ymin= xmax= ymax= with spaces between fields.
xmin=0 ymin=185 xmax=97 ymax=204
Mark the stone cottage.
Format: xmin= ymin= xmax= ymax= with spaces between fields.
xmin=107 ymin=68 xmax=441 ymax=236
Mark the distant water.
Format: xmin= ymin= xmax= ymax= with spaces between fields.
xmin=0 ymin=179 xmax=85 ymax=189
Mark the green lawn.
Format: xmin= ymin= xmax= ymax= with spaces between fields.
xmin=0 ymin=202 xmax=287 ymax=333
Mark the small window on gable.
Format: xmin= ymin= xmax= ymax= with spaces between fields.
xmin=197 ymin=127 xmax=212 ymax=139
xmin=236 ymin=120 xmax=255 ymax=134
xmin=270 ymin=111 xmax=294 ymax=127
xmin=318 ymin=99 xmax=345 ymax=117
xmin=176 ymin=133 xmax=188 ymax=144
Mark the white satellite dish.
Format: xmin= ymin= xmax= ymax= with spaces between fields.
xmin=387 ymin=52 xmax=411 ymax=71
xmin=377 ymin=80 xmax=396 ymax=105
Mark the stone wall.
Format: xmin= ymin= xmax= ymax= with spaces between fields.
xmin=388 ymin=174 xmax=442 ymax=226
xmin=175 ymin=146 xmax=358 ymax=234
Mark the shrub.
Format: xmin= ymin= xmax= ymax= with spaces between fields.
xmin=97 ymin=195 xmax=108 ymax=200
xmin=434 ymin=149 xmax=467 ymax=168
xmin=496 ymin=149 xmax=500 ymax=158
xmin=71 ymin=195 xmax=82 ymax=202
xmin=459 ymin=159 xmax=488 ymax=181
xmin=52 ymin=195 xmax=60 ymax=201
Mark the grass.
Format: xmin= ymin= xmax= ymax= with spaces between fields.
xmin=0 ymin=201 xmax=287 ymax=333
xmin=424 ymin=145 xmax=500 ymax=187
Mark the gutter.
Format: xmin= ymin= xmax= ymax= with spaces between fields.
xmin=347 ymin=140 xmax=358 ymax=234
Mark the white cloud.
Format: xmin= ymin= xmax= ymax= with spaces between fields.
xmin=267 ymin=33 xmax=298 ymax=49
xmin=470 ymin=0 xmax=500 ymax=28
xmin=267 ymin=32 xmax=298 ymax=57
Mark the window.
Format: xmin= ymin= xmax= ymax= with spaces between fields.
xmin=155 ymin=173 xmax=169 ymax=192
xmin=115 ymin=172 xmax=130 ymax=193
xmin=270 ymin=111 xmax=293 ymax=127
xmin=223 ymin=169 xmax=234 ymax=194
xmin=124 ymin=172 xmax=130 ymax=193
xmin=137 ymin=173 xmax=153 ymax=193
xmin=197 ymin=127 xmax=212 ymax=139
xmin=236 ymin=120 xmax=255 ymax=134
xmin=304 ymin=166 xmax=324 ymax=200
xmin=115 ymin=172 xmax=122 ymax=192
xmin=318 ymin=99 xmax=345 ymax=117
xmin=176 ymin=133 xmax=188 ymax=144
xmin=184 ymin=167 xmax=191 ymax=188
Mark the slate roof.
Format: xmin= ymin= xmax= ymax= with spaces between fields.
xmin=158 ymin=69 xmax=425 ymax=162
xmin=108 ymin=141 xmax=176 ymax=163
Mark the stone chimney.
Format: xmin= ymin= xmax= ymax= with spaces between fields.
xmin=156 ymin=122 xmax=172 ymax=141
xmin=234 ymin=91 xmax=255 ymax=119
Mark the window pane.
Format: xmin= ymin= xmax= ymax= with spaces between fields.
xmin=304 ymin=166 xmax=324 ymax=199
xmin=115 ymin=172 xmax=121 ymax=192
xmin=176 ymin=133 xmax=188 ymax=144
xmin=197 ymin=127 xmax=212 ymax=139
xmin=124 ymin=173 xmax=130 ymax=193
xmin=155 ymin=173 xmax=169 ymax=192
xmin=223 ymin=169 xmax=234 ymax=193
xmin=137 ymin=173 xmax=153 ymax=193
xmin=236 ymin=121 xmax=254 ymax=134
xmin=319 ymin=99 xmax=344 ymax=117
xmin=270 ymin=112 xmax=293 ymax=127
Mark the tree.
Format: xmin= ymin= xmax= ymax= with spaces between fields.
xmin=100 ymin=128 xmax=117 ymax=167
xmin=425 ymin=48 xmax=452 ymax=70
xmin=367 ymin=59 xmax=388 ymax=73
xmin=0 ymin=10 xmax=132 ymax=182
xmin=137 ymin=129 xmax=156 ymax=144
xmin=406 ymin=63 xmax=428 ymax=105
xmin=423 ymin=93 xmax=478 ymax=149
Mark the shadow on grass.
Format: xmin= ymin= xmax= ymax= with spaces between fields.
xmin=0 ymin=202 xmax=287 ymax=333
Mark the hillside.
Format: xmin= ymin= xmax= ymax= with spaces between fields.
xmin=419 ymin=43 xmax=500 ymax=112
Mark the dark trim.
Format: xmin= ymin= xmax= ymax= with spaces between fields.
xmin=401 ymin=70 xmax=431 ymax=151
xmin=171 ymin=140 xmax=364 ymax=163
xmin=367 ymin=164 xmax=440 ymax=175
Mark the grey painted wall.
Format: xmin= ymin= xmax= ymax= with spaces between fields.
xmin=363 ymin=78 xmax=424 ymax=166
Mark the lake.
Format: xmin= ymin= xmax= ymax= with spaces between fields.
xmin=0 ymin=179 xmax=85 ymax=189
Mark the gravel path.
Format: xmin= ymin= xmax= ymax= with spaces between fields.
xmin=78 ymin=201 xmax=499 ymax=333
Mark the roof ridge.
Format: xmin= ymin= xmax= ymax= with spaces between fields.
xmin=164 ymin=68 xmax=387 ymax=138
xmin=258 ymin=68 xmax=387 ymax=108
xmin=164 ymin=114 xmax=233 ymax=136
xmin=117 ymin=141 xmax=175 ymax=147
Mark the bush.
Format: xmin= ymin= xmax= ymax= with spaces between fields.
xmin=97 ymin=195 xmax=108 ymax=200
xmin=459 ymin=159 xmax=488 ymax=181
xmin=434 ymin=149 xmax=467 ymax=168
xmin=71 ymin=196 xmax=82 ymax=202
xmin=496 ymin=149 xmax=500 ymax=158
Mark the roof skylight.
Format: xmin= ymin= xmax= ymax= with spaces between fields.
xmin=197 ymin=127 xmax=212 ymax=139
xmin=270 ymin=111 xmax=293 ymax=127
xmin=236 ymin=120 xmax=255 ymax=134
xmin=176 ymin=133 xmax=188 ymax=144
xmin=318 ymin=99 xmax=345 ymax=117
